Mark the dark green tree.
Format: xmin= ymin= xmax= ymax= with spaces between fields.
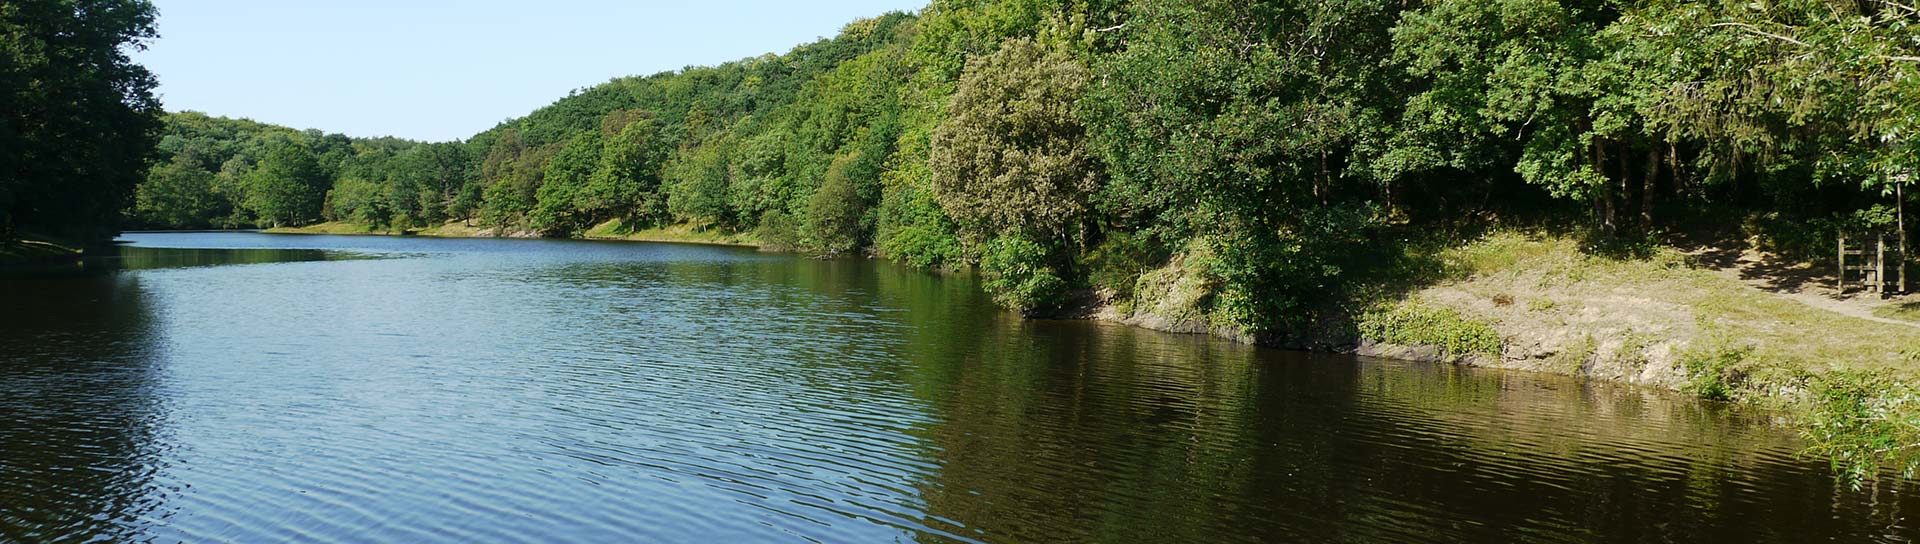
xmin=1 ymin=0 xmax=163 ymax=242
xmin=244 ymin=139 xmax=328 ymax=227
xmin=133 ymin=154 xmax=222 ymax=228
xmin=530 ymin=132 xmax=604 ymax=235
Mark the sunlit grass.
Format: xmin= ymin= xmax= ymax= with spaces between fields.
xmin=1872 ymin=302 xmax=1920 ymax=324
xmin=264 ymin=221 xmax=383 ymax=235
xmin=583 ymin=219 xmax=761 ymax=248
xmin=1417 ymin=230 xmax=1920 ymax=481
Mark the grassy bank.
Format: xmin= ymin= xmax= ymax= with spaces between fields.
xmin=1108 ymin=230 xmax=1920 ymax=481
xmin=580 ymin=219 xmax=761 ymax=248
xmin=266 ymin=220 xmax=762 ymax=249
xmin=263 ymin=221 xmax=387 ymax=235
xmin=1379 ymin=233 xmax=1920 ymax=481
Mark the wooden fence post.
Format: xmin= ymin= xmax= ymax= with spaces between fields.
xmin=1878 ymin=236 xmax=1888 ymax=296
xmin=1839 ymin=231 xmax=1847 ymax=293
xmin=1901 ymin=181 xmax=1909 ymax=295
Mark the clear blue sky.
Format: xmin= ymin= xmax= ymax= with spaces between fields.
xmin=135 ymin=1 xmax=926 ymax=141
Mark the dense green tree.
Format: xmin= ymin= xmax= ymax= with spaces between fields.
xmin=244 ymin=139 xmax=328 ymax=227
xmin=1 ymin=0 xmax=162 ymax=242
xmin=476 ymin=128 xmax=551 ymax=231
xmin=587 ymin=113 xmax=669 ymax=228
xmin=1088 ymin=0 xmax=1405 ymax=329
xmin=804 ymin=150 xmax=871 ymax=254
xmin=1622 ymin=0 xmax=1920 ymax=206
xmin=931 ymin=36 xmax=1098 ymax=253
xmin=530 ymin=132 xmax=604 ymax=236
xmin=664 ymin=131 xmax=736 ymax=228
xmin=133 ymin=154 xmax=222 ymax=228
xmin=325 ymin=177 xmax=393 ymax=228
xmin=412 ymin=142 xmax=477 ymax=224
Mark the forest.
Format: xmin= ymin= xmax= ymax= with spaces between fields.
xmin=26 ymin=0 xmax=1919 ymax=336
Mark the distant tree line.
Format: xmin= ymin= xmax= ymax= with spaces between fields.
xmin=1 ymin=0 xmax=162 ymax=244
xmin=132 ymin=112 xmax=475 ymax=230
xmin=133 ymin=0 xmax=1920 ymax=335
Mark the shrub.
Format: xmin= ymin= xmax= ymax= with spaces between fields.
xmin=1357 ymin=303 xmax=1503 ymax=359
xmin=981 ymin=234 xmax=1069 ymax=315
xmin=1679 ymin=340 xmax=1752 ymax=401
xmin=1800 ymin=373 xmax=1920 ymax=484
xmin=802 ymin=151 xmax=868 ymax=255
xmin=1078 ymin=231 xmax=1164 ymax=301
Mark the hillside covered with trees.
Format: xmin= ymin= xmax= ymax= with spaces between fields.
xmin=136 ymin=0 xmax=1919 ymax=337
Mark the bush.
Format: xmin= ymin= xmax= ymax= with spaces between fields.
xmin=1800 ymin=372 xmax=1920 ymax=484
xmin=802 ymin=151 xmax=868 ymax=255
xmin=754 ymin=209 xmax=804 ymax=252
xmin=874 ymin=163 xmax=964 ymax=269
xmin=1208 ymin=205 xmax=1382 ymax=332
xmin=1078 ymin=231 xmax=1163 ymax=301
xmin=1356 ymin=303 xmax=1503 ymax=359
xmin=981 ymin=234 xmax=1069 ymax=315
xmin=1679 ymin=340 xmax=1752 ymax=401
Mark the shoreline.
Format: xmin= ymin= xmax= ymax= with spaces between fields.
xmin=1089 ymin=231 xmax=1920 ymax=479
xmin=0 ymin=236 xmax=92 ymax=267
xmin=132 ymin=224 xmax=1920 ymax=477
xmin=252 ymin=221 xmax=766 ymax=250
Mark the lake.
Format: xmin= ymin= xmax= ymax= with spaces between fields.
xmin=1 ymin=232 xmax=1915 ymax=542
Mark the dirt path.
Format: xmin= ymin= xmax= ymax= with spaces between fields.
xmin=1690 ymin=245 xmax=1920 ymax=329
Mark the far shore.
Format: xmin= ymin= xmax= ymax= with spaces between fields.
xmin=252 ymin=220 xmax=766 ymax=250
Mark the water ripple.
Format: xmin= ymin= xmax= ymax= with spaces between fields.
xmin=0 ymin=233 xmax=1915 ymax=542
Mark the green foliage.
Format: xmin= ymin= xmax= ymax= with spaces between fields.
xmin=980 ymin=233 xmax=1069 ymax=315
xmin=874 ymin=164 xmax=964 ymax=268
xmin=930 ymin=36 xmax=1100 ymax=253
xmin=1078 ymin=231 xmax=1161 ymax=301
xmin=1088 ymin=0 xmax=1408 ymax=330
xmin=664 ymin=133 xmax=736 ymax=228
xmin=476 ymin=129 xmax=554 ymax=231
xmin=1357 ymin=303 xmax=1504 ymax=359
xmin=2 ymin=0 xmax=163 ymax=241
xmin=1800 ymin=372 xmax=1920 ymax=484
xmin=587 ymin=113 xmax=668 ymax=227
xmin=134 ymin=155 xmax=223 ymax=228
xmin=325 ymin=177 xmax=393 ymax=228
xmin=245 ymin=139 xmax=329 ymax=227
xmin=803 ymin=151 xmax=869 ymax=255
xmin=531 ymin=132 xmax=604 ymax=236
xmin=1680 ymin=339 xmax=1753 ymax=401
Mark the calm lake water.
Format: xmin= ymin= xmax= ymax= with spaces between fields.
xmin=2 ymin=232 xmax=1916 ymax=543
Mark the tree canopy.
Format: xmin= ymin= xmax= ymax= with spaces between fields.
xmin=129 ymin=0 xmax=1920 ymax=332
xmin=2 ymin=0 xmax=162 ymax=242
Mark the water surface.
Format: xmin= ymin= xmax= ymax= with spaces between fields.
xmin=1 ymin=232 xmax=1915 ymax=542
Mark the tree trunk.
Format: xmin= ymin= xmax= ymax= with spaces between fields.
xmin=1615 ymin=143 xmax=1632 ymax=232
xmin=1316 ymin=151 xmax=1330 ymax=205
xmin=1592 ymin=138 xmax=1611 ymax=232
xmin=1667 ymin=142 xmax=1683 ymax=198
xmin=1597 ymin=140 xmax=1617 ymax=233
xmin=1642 ymin=148 xmax=1661 ymax=227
